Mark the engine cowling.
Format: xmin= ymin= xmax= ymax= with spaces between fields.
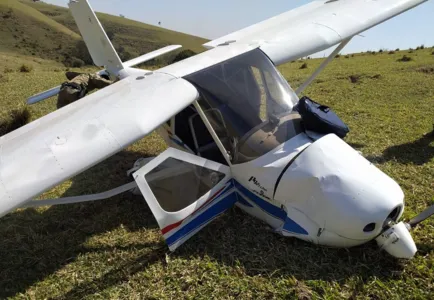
xmin=274 ymin=134 xmax=405 ymax=246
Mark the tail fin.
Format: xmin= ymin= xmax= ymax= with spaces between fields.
xmin=68 ymin=0 xmax=123 ymax=76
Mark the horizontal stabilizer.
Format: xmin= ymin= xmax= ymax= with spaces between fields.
xmin=26 ymin=70 xmax=108 ymax=105
xmin=123 ymin=45 xmax=182 ymax=68
xmin=27 ymin=86 xmax=61 ymax=105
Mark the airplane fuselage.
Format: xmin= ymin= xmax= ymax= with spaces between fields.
xmin=156 ymin=119 xmax=405 ymax=249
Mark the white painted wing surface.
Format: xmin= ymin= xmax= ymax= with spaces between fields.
xmin=204 ymin=0 xmax=428 ymax=65
xmin=0 ymin=73 xmax=198 ymax=217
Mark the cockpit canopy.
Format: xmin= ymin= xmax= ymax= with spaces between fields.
xmin=185 ymin=49 xmax=302 ymax=164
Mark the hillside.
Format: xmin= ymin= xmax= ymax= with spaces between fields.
xmin=0 ymin=0 xmax=207 ymax=66
xmin=0 ymin=0 xmax=80 ymax=62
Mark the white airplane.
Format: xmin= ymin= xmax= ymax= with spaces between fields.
xmin=1 ymin=0 xmax=433 ymax=259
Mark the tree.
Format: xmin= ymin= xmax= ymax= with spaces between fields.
xmin=72 ymin=40 xmax=93 ymax=65
xmin=106 ymin=30 xmax=115 ymax=41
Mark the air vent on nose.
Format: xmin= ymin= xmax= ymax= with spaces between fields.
xmin=388 ymin=206 xmax=401 ymax=221
xmin=363 ymin=223 xmax=376 ymax=233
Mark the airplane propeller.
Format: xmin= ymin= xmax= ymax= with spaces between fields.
xmin=376 ymin=204 xmax=433 ymax=259
xmin=407 ymin=204 xmax=434 ymax=228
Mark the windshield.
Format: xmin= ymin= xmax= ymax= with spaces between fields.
xmin=185 ymin=49 xmax=302 ymax=164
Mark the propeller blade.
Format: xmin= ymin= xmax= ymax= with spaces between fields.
xmin=408 ymin=204 xmax=434 ymax=227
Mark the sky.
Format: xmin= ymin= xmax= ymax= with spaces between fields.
xmin=43 ymin=0 xmax=434 ymax=55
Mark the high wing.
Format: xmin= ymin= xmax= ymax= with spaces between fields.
xmin=204 ymin=0 xmax=429 ymax=65
xmin=0 ymin=73 xmax=198 ymax=217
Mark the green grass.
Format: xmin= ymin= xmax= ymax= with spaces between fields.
xmin=0 ymin=0 xmax=80 ymax=64
xmin=0 ymin=48 xmax=433 ymax=299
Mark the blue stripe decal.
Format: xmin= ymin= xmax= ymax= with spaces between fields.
xmin=283 ymin=217 xmax=308 ymax=235
xmin=190 ymin=180 xmax=234 ymax=218
xmin=166 ymin=192 xmax=238 ymax=246
xmin=237 ymin=196 xmax=254 ymax=208
xmin=234 ymin=181 xmax=286 ymax=221
xmin=233 ymin=180 xmax=307 ymax=235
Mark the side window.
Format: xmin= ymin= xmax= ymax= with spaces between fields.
xmin=145 ymin=157 xmax=226 ymax=212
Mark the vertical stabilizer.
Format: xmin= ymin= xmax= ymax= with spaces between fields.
xmin=68 ymin=0 xmax=124 ymax=76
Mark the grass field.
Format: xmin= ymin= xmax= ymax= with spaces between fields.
xmin=0 ymin=44 xmax=433 ymax=299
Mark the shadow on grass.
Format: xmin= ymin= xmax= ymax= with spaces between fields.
xmin=0 ymin=149 xmax=160 ymax=299
xmin=174 ymin=208 xmax=405 ymax=280
xmin=44 ymin=207 xmax=407 ymax=300
xmin=0 ymin=149 xmax=408 ymax=299
xmin=367 ymin=129 xmax=434 ymax=165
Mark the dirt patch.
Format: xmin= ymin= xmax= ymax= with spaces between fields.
xmin=347 ymin=74 xmax=382 ymax=84
xmin=370 ymin=74 xmax=382 ymax=79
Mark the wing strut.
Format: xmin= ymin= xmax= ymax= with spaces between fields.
xmin=295 ymin=38 xmax=352 ymax=96
xmin=20 ymin=181 xmax=138 ymax=208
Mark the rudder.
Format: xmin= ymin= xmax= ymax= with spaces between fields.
xmin=68 ymin=0 xmax=123 ymax=76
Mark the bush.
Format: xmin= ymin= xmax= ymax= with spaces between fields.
xmin=397 ymin=55 xmax=412 ymax=62
xmin=0 ymin=72 xmax=6 ymax=83
xmin=171 ymin=50 xmax=197 ymax=63
xmin=19 ymin=64 xmax=33 ymax=73
xmin=417 ymin=67 xmax=434 ymax=74
xmin=379 ymin=49 xmax=383 ymax=53
xmin=63 ymin=57 xmax=85 ymax=68
xmin=349 ymin=74 xmax=361 ymax=83
xmin=388 ymin=51 xmax=395 ymax=55
xmin=2 ymin=8 xmax=13 ymax=19
xmin=395 ymin=48 xmax=400 ymax=52
xmin=416 ymin=45 xmax=425 ymax=50
xmin=106 ymin=30 xmax=115 ymax=41
xmin=119 ymin=51 xmax=133 ymax=62
xmin=0 ymin=107 xmax=31 ymax=137
xmin=432 ymin=51 xmax=434 ymax=55
xmin=72 ymin=40 xmax=93 ymax=65
xmin=345 ymin=55 xmax=350 ymax=59
xmin=335 ymin=54 xmax=340 ymax=58
xmin=71 ymin=58 xmax=85 ymax=68
xmin=3 ymin=67 xmax=13 ymax=73
xmin=299 ymin=63 xmax=308 ymax=69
